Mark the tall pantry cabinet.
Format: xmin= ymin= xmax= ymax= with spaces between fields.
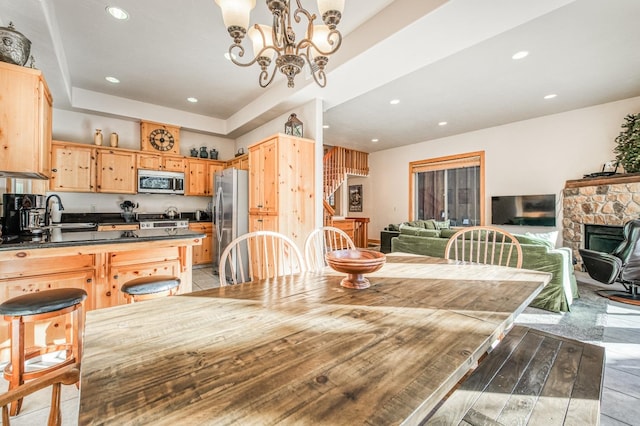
xmin=248 ymin=134 xmax=315 ymax=250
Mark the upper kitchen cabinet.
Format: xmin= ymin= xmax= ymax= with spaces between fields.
xmin=50 ymin=141 xmax=96 ymax=192
xmin=186 ymin=158 xmax=224 ymax=196
xmin=248 ymin=134 xmax=315 ymax=249
xmin=137 ymin=153 xmax=186 ymax=172
xmin=96 ymin=149 xmax=136 ymax=194
xmin=226 ymin=153 xmax=249 ymax=171
xmin=0 ymin=62 xmax=52 ymax=179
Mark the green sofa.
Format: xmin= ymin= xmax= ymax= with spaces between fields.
xmin=389 ymin=221 xmax=578 ymax=312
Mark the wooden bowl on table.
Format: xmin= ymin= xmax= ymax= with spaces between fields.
xmin=325 ymin=249 xmax=386 ymax=289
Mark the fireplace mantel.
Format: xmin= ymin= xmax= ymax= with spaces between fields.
xmin=565 ymin=173 xmax=640 ymax=188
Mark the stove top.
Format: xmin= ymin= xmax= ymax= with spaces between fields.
xmin=136 ymin=213 xmax=188 ymax=229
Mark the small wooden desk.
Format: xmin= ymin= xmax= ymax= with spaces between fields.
xmin=78 ymin=254 xmax=549 ymax=425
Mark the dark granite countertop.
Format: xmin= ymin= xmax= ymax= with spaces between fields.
xmin=0 ymin=228 xmax=205 ymax=252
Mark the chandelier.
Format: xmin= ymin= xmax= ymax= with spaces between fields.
xmin=214 ymin=0 xmax=344 ymax=88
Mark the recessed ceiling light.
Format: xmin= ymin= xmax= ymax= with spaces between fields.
xmin=438 ymin=121 xmax=448 ymax=126
xmin=371 ymin=138 xmax=379 ymax=143
xmin=512 ymin=51 xmax=529 ymax=60
xmin=105 ymin=76 xmax=120 ymax=83
xmin=224 ymin=52 xmax=237 ymax=61
xmin=322 ymin=125 xmax=330 ymax=129
xmin=544 ymin=93 xmax=557 ymax=99
xmin=389 ymin=99 xmax=400 ymax=105
xmin=106 ymin=6 xmax=129 ymax=20
xmin=187 ymin=97 xmax=198 ymax=103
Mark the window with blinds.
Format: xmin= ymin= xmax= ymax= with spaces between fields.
xmin=409 ymin=151 xmax=485 ymax=226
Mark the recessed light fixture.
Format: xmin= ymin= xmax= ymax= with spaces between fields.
xmin=106 ymin=6 xmax=129 ymax=20
xmin=224 ymin=52 xmax=237 ymax=61
xmin=371 ymin=138 xmax=379 ymax=143
xmin=322 ymin=125 xmax=330 ymax=129
xmin=105 ymin=76 xmax=120 ymax=83
xmin=187 ymin=97 xmax=198 ymax=103
xmin=544 ymin=93 xmax=557 ymax=99
xmin=438 ymin=121 xmax=448 ymax=126
xmin=390 ymin=99 xmax=400 ymax=105
xmin=512 ymin=51 xmax=529 ymax=60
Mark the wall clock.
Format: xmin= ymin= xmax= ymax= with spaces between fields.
xmin=140 ymin=120 xmax=181 ymax=155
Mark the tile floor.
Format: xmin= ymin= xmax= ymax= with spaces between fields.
xmin=2 ymin=268 xmax=639 ymax=425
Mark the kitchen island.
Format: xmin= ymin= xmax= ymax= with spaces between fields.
xmin=0 ymin=228 xmax=204 ymax=362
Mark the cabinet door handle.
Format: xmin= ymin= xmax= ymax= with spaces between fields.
xmin=51 ymin=168 xmax=57 ymax=172
xmin=257 ymin=219 xmax=263 ymax=222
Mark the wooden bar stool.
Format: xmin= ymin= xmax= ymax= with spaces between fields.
xmin=0 ymin=288 xmax=87 ymax=416
xmin=120 ymin=276 xmax=180 ymax=303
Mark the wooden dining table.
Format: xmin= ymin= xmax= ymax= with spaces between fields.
xmin=78 ymin=254 xmax=550 ymax=425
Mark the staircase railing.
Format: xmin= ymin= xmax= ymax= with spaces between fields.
xmin=348 ymin=217 xmax=370 ymax=248
xmin=323 ymin=146 xmax=369 ymax=200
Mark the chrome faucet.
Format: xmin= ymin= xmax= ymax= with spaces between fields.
xmin=45 ymin=194 xmax=65 ymax=226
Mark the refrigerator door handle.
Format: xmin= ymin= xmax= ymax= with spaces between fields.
xmin=215 ymin=187 xmax=223 ymax=240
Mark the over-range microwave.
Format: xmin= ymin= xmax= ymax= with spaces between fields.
xmin=137 ymin=170 xmax=185 ymax=195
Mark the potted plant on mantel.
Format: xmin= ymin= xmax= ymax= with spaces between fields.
xmin=614 ymin=113 xmax=640 ymax=173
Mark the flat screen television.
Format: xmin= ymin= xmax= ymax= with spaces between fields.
xmin=491 ymin=194 xmax=556 ymax=227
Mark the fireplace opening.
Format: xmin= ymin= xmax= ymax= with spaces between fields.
xmin=584 ymin=224 xmax=624 ymax=253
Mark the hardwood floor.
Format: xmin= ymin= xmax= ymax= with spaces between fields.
xmin=2 ymin=268 xmax=639 ymax=425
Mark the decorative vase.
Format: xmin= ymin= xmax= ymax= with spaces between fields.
xmin=94 ymin=129 xmax=103 ymax=146
xmin=109 ymin=132 xmax=118 ymax=147
xmin=0 ymin=22 xmax=31 ymax=66
xmin=209 ymin=148 xmax=218 ymax=160
xmin=199 ymin=147 xmax=208 ymax=158
xmin=190 ymin=148 xmax=198 ymax=157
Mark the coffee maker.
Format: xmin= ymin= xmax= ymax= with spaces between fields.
xmin=2 ymin=193 xmax=46 ymax=236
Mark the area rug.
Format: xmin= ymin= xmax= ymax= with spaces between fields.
xmin=515 ymin=283 xmax=609 ymax=345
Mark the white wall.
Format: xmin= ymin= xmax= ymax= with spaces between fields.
xmin=364 ymin=96 xmax=640 ymax=242
xmin=47 ymin=108 xmax=237 ymax=214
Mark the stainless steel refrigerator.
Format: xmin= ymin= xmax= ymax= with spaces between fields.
xmin=213 ymin=168 xmax=249 ymax=283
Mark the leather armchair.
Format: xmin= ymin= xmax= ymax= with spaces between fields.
xmin=579 ymin=219 xmax=640 ymax=301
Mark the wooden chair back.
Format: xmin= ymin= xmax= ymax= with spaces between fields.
xmin=444 ymin=226 xmax=523 ymax=268
xmin=219 ymin=231 xmax=305 ymax=286
xmin=304 ymin=226 xmax=356 ymax=272
xmin=0 ymin=363 xmax=80 ymax=426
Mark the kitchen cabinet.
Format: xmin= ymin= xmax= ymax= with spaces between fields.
xmin=50 ymin=141 xmax=96 ymax=192
xmin=0 ymin=61 xmax=52 ymax=179
xmin=186 ymin=159 xmax=224 ymax=196
xmin=189 ymin=222 xmax=214 ymax=265
xmin=137 ymin=153 xmax=186 ymax=172
xmin=96 ymin=149 xmax=137 ymax=194
xmin=226 ymin=153 xmax=249 ymax=171
xmin=249 ymin=138 xmax=278 ymax=215
xmin=248 ymin=134 xmax=315 ymax=249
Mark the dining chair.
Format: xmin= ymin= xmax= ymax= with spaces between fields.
xmin=219 ymin=231 xmax=305 ymax=286
xmin=444 ymin=225 xmax=523 ymax=268
xmin=0 ymin=362 xmax=80 ymax=426
xmin=304 ymin=226 xmax=356 ymax=272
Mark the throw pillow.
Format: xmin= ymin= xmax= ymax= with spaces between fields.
xmin=422 ymin=219 xmax=437 ymax=229
xmin=433 ymin=219 xmax=450 ymax=230
xmin=525 ymin=231 xmax=559 ymax=248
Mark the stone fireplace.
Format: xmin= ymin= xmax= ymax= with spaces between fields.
xmin=563 ymin=175 xmax=640 ymax=269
